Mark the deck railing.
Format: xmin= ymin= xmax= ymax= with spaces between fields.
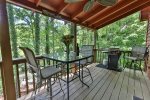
xmin=0 ymin=49 xmax=131 ymax=99
xmin=0 ymin=56 xmax=48 ymax=98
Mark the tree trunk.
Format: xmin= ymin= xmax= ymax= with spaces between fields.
xmin=45 ymin=17 xmax=50 ymax=54
xmin=8 ymin=4 xmax=18 ymax=58
xmin=34 ymin=13 xmax=40 ymax=55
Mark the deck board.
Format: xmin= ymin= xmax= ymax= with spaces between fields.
xmin=70 ymin=68 xmax=108 ymax=100
xmin=118 ymin=68 xmax=129 ymax=100
xmin=109 ymin=68 xmax=125 ymax=100
xmin=18 ymin=63 xmax=150 ymax=100
xmin=126 ymin=68 xmax=135 ymax=100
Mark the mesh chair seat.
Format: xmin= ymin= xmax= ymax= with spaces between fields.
xmin=125 ymin=56 xmax=138 ymax=61
xmin=41 ymin=67 xmax=61 ymax=79
xmin=74 ymin=60 xmax=87 ymax=65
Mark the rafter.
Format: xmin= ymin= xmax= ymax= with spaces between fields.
xmin=82 ymin=0 xmax=126 ymax=24
xmin=73 ymin=11 xmax=84 ymax=19
xmin=40 ymin=2 xmax=57 ymax=12
xmin=82 ymin=6 xmax=109 ymax=23
xmin=95 ymin=0 xmax=150 ymax=29
xmin=35 ymin=0 xmax=42 ymax=6
xmin=71 ymin=9 xmax=83 ymax=19
xmin=71 ymin=1 xmax=95 ymax=19
xmin=88 ymin=0 xmax=137 ymax=26
xmin=7 ymin=0 xmax=42 ymax=13
xmin=58 ymin=4 xmax=70 ymax=14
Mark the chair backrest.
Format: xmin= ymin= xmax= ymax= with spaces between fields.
xmin=80 ymin=45 xmax=94 ymax=62
xmin=19 ymin=47 xmax=39 ymax=73
xmin=131 ymin=46 xmax=147 ymax=59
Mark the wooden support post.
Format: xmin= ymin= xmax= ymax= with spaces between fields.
xmin=0 ymin=0 xmax=16 ymax=100
xmin=93 ymin=31 xmax=97 ymax=62
xmin=146 ymin=16 xmax=150 ymax=79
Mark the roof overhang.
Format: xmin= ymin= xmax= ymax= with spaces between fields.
xmin=7 ymin=0 xmax=150 ymax=30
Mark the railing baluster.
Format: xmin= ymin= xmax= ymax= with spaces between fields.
xmin=24 ymin=63 xmax=29 ymax=94
xmin=1 ymin=65 xmax=6 ymax=99
xmin=16 ymin=64 xmax=21 ymax=97
xmin=43 ymin=58 xmax=45 ymax=66
xmin=32 ymin=74 xmax=35 ymax=91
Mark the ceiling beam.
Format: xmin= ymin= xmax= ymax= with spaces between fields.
xmin=88 ymin=0 xmax=137 ymax=26
xmin=95 ymin=0 xmax=150 ymax=29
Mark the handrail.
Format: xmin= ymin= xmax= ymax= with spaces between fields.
xmin=0 ymin=55 xmax=43 ymax=64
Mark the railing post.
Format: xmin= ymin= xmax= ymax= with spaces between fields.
xmin=0 ymin=0 xmax=16 ymax=99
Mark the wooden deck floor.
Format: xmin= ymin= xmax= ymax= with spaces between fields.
xmin=18 ymin=63 xmax=150 ymax=100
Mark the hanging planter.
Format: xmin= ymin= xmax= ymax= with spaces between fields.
xmin=61 ymin=34 xmax=74 ymax=46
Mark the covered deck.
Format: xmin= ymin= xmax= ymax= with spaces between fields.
xmin=18 ymin=63 xmax=150 ymax=100
xmin=1 ymin=0 xmax=150 ymax=100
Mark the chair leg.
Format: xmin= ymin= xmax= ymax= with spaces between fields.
xmin=80 ymin=64 xmax=93 ymax=83
xmin=139 ymin=61 xmax=143 ymax=75
xmin=58 ymin=77 xmax=65 ymax=95
xmin=33 ymin=82 xmax=42 ymax=100
xmin=130 ymin=60 xmax=133 ymax=69
xmin=49 ymin=78 xmax=52 ymax=100
xmin=86 ymin=67 xmax=93 ymax=82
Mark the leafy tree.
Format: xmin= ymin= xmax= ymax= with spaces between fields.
xmin=34 ymin=13 xmax=40 ymax=54
xmin=97 ymin=12 xmax=147 ymax=50
xmin=8 ymin=4 xmax=18 ymax=58
xmin=45 ymin=17 xmax=50 ymax=54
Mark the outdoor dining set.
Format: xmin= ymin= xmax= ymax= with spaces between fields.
xmin=19 ymin=45 xmax=148 ymax=100
xmin=20 ymin=45 xmax=94 ymax=100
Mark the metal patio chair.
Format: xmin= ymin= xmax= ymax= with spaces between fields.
xmin=77 ymin=45 xmax=94 ymax=83
xmin=19 ymin=47 xmax=64 ymax=99
xmin=125 ymin=46 xmax=147 ymax=73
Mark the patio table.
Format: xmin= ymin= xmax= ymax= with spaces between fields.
xmin=42 ymin=53 xmax=93 ymax=100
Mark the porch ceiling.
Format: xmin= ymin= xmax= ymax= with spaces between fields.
xmin=7 ymin=0 xmax=150 ymax=30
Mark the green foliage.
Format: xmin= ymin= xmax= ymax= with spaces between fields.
xmin=97 ymin=12 xmax=147 ymax=50
xmin=7 ymin=4 xmax=18 ymax=58
xmin=4 ymin=4 xmax=148 ymax=56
